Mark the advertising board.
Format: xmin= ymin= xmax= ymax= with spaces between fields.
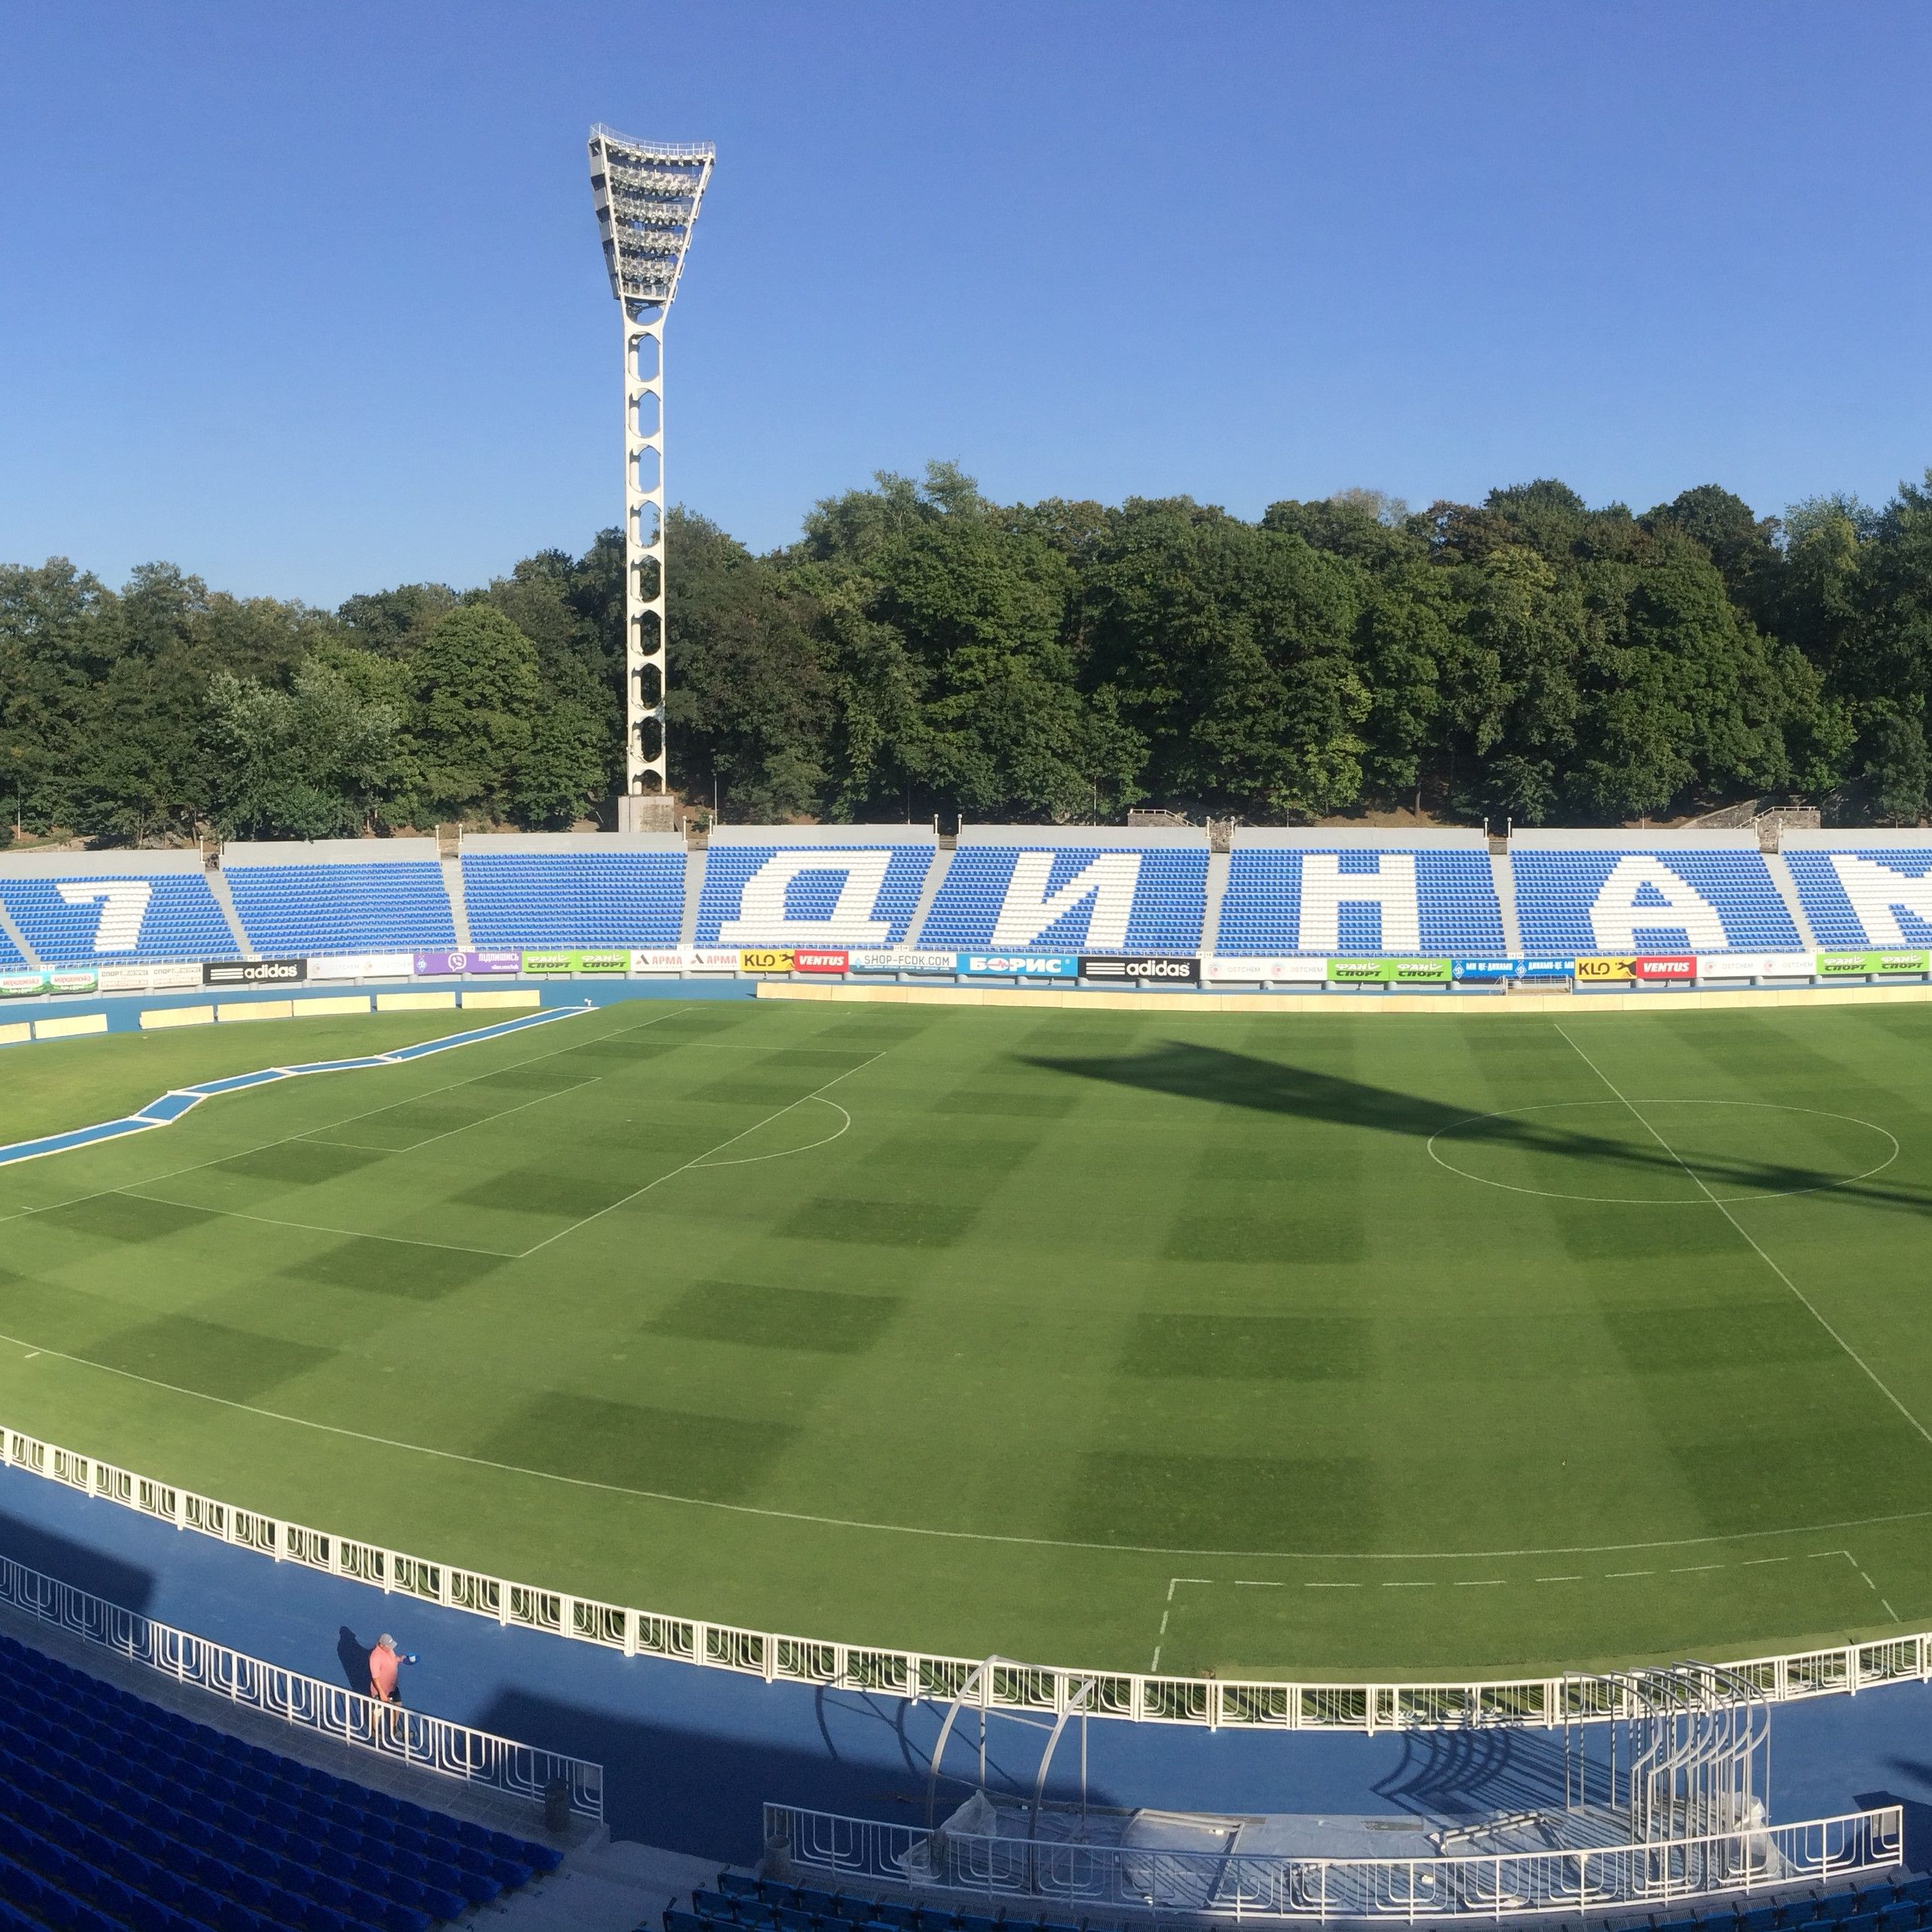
xmin=412 ymin=949 xmax=521 ymax=976
xmin=627 ymin=948 xmax=742 ymax=973
xmin=738 ymin=948 xmax=797 ymax=973
xmin=149 ymin=963 xmax=203 ymax=992
xmin=0 ymin=973 xmax=47 ymax=999
xmin=310 ymin=953 xmax=414 ymax=981
xmin=1575 ymin=955 xmax=1696 ymax=984
xmin=849 ymin=951 xmax=957 ymax=975
xmin=47 ymin=970 xmax=99 ymax=996
xmin=1325 ymin=957 xmax=1452 ymax=984
xmin=1202 ymin=957 xmax=1328 ymax=984
xmin=203 ymin=959 xmax=306 ymax=987
xmin=793 ymin=950 xmax=849 ymax=975
xmin=1451 ymin=958 xmax=1523 ymax=981
xmin=1694 ymin=953 xmax=1815 ymax=980
xmin=955 ymin=954 xmax=1076 ymax=978
xmin=1520 ymin=958 xmax=1577 ymax=980
xmin=1817 ymin=951 xmax=1931 ymax=978
xmin=519 ymin=949 xmax=627 ymax=975
xmin=1078 ymin=954 xmax=1200 ymax=985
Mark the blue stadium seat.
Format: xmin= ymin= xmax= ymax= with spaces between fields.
xmin=1511 ymin=848 xmax=1800 ymax=955
xmin=919 ymin=846 xmax=1206 ymax=954
xmin=225 ymin=863 xmax=455 ymax=957
xmin=0 ymin=873 xmax=233 ymax=965
xmin=695 ymin=845 xmax=934 ymax=948
xmin=1786 ymin=847 xmax=1932 ymax=949
xmin=461 ymin=850 xmax=686 ymax=948
xmin=1217 ymin=848 xmax=1505 ymax=956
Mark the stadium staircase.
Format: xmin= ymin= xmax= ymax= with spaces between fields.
xmin=202 ymin=866 xmax=254 ymax=961
xmin=0 ymin=898 xmax=39 ymax=970
xmin=902 ymin=845 xmax=954 ymax=951
xmin=440 ymin=858 xmax=473 ymax=952
xmin=668 ymin=1866 xmax=1932 ymax=1932
xmin=1198 ymin=846 xmax=1230 ymax=957
xmin=680 ymin=844 xmax=707 ymax=949
xmin=0 ymin=1623 xmax=564 ymax=1932
xmin=1489 ymin=844 xmax=1523 ymax=957
xmin=1763 ymin=850 xmax=1821 ymax=951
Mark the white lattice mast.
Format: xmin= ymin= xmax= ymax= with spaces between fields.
xmin=587 ymin=125 xmax=714 ymax=830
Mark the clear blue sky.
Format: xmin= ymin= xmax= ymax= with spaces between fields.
xmin=3 ymin=2 xmax=1928 ymax=606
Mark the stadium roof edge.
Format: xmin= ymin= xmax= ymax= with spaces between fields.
xmin=1231 ymin=826 xmax=1486 ymax=848
xmin=707 ymin=824 xmax=936 ymax=844
xmin=1509 ymin=827 xmax=1761 ymax=848
xmin=1780 ymin=828 xmax=1932 ymax=847
xmin=461 ymin=830 xmax=684 ymax=852
xmin=223 ymin=838 xmax=440 ymax=866
xmin=956 ymin=824 xmax=1206 ymax=847
xmin=0 ymin=849 xmax=208 ymax=875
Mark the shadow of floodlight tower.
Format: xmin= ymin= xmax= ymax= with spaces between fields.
xmin=587 ymin=124 xmax=715 ymax=832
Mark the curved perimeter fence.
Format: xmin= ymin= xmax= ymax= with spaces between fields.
xmin=764 ymin=1803 xmax=1903 ymax=1923
xmin=6 ymin=1423 xmax=1931 ymax=1735
xmin=0 ymin=1547 xmax=603 ymax=1819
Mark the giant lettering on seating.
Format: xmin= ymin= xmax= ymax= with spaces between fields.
xmin=1216 ymin=829 xmax=1504 ymax=956
xmin=1781 ymin=832 xmax=1932 ymax=949
xmin=0 ymin=851 xmax=232 ymax=964
xmin=1509 ymin=832 xmax=1800 ymax=957
xmin=917 ymin=827 xmax=1207 ymax=954
xmin=696 ymin=826 xmax=936 ymax=948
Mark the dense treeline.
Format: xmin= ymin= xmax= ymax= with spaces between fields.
xmin=5 ymin=466 xmax=1932 ymax=845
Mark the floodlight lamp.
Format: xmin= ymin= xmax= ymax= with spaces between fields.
xmin=588 ymin=124 xmax=714 ymax=309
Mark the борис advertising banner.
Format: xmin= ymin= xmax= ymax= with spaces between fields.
xmin=1325 ymin=957 xmax=1452 ymax=984
xmin=204 ymin=958 xmax=307 ymax=987
xmin=1078 ymin=954 xmax=1200 ymax=985
xmin=1817 ymin=950 xmax=1931 ymax=977
xmin=956 ymin=953 xmax=1076 ymax=978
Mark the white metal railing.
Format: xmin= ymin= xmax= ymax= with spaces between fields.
xmin=763 ymin=1802 xmax=1903 ymax=1921
xmin=5 ymin=1423 xmax=1931 ymax=1736
xmin=0 ymin=1547 xmax=602 ymax=1819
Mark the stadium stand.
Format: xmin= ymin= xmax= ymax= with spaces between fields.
xmin=224 ymin=842 xmax=455 ymax=958
xmin=696 ymin=828 xmax=936 ymax=948
xmin=0 ymin=853 xmax=234 ymax=966
xmin=460 ymin=832 xmax=686 ymax=948
xmin=1509 ymin=831 xmax=1803 ymax=956
xmin=0 ymin=1627 xmax=558 ymax=1932
xmin=917 ymin=827 xmax=1206 ymax=954
xmin=1216 ymin=829 xmax=1505 ymax=956
xmin=1781 ymin=832 xmax=1932 ymax=950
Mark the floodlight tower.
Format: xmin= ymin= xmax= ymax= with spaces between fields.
xmin=587 ymin=124 xmax=714 ymax=830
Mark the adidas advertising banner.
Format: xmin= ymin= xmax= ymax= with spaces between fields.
xmin=1325 ymin=957 xmax=1452 ymax=984
xmin=203 ymin=958 xmax=307 ymax=987
xmin=1817 ymin=950 xmax=1931 ymax=977
xmin=849 ymin=951 xmax=957 ymax=975
xmin=1079 ymin=954 xmax=1200 ymax=985
xmin=1202 ymin=957 xmax=1328 ymax=984
xmin=956 ymin=953 xmax=1076 ymax=978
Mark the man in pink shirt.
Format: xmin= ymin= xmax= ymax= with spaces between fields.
xmin=368 ymin=1633 xmax=402 ymax=1703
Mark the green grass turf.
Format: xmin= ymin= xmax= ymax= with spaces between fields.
xmin=4 ymin=994 xmax=1932 ymax=1681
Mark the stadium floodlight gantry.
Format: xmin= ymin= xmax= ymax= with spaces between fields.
xmin=586 ymin=123 xmax=715 ymax=831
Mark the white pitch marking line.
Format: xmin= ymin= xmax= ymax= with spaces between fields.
xmin=1669 ymin=1563 xmax=1724 ymax=1574
xmin=1535 ymin=1575 xmax=1582 ymax=1584
xmin=1883 ymin=1599 xmax=1903 ymax=1622
xmin=297 ymin=1072 xmax=605 ymax=1156
xmin=515 ymin=1052 xmax=886 ymax=1258
xmin=1606 ymin=1570 xmax=1653 ymax=1579
xmin=1454 ymin=1579 xmax=1505 ymax=1587
xmin=1556 ymin=1023 xmax=1932 ymax=1453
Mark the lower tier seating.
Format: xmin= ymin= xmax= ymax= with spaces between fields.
xmin=0 ymin=1630 xmax=558 ymax=1932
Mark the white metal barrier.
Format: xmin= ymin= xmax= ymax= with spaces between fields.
xmin=0 ymin=1547 xmax=603 ymax=1819
xmin=762 ymin=1802 xmax=1903 ymax=1921
xmin=5 ymin=1420 xmax=1931 ymax=1736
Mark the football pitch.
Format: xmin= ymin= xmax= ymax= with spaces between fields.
xmin=5 ymin=992 xmax=1932 ymax=1682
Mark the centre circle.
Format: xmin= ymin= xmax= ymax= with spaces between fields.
xmin=1425 ymin=1100 xmax=1899 ymax=1205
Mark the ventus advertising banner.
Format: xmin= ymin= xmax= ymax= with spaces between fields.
xmin=1575 ymin=955 xmax=1696 ymax=984
xmin=793 ymin=949 xmax=849 ymax=975
xmin=1817 ymin=950 xmax=1931 ymax=977
xmin=1325 ymin=957 xmax=1451 ymax=984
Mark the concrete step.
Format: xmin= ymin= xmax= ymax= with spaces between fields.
xmin=1201 ymin=847 xmax=1231 ymax=956
xmin=1489 ymin=848 xmax=1523 ymax=957
xmin=204 ymin=864 xmax=255 ymax=958
xmin=905 ymin=844 xmax=954 ymax=949
xmin=441 ymin=854 xmax=474 ymax=951
xmin=1763 ymin=850 xmax=1819 ymax=950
